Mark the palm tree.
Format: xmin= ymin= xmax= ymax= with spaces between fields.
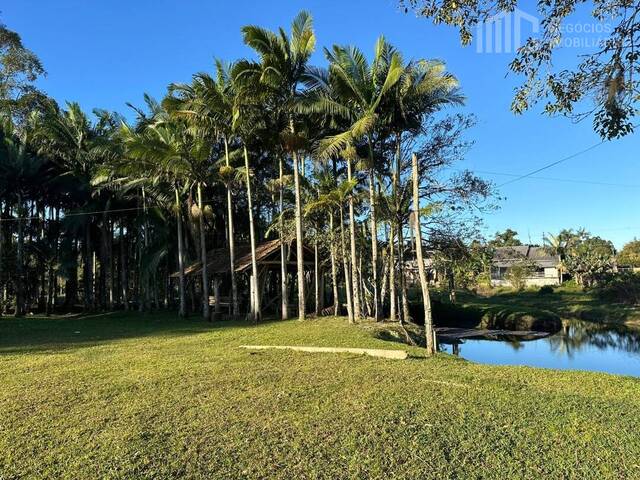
xmin=0 ymin=117 xmax=46 ymax=316
xmin=167 ymin=61 xmax=240 ymax=318
xmin=387 ymin=56 xmax=462 ymax=323
xmin=121 ymin=118 xmax=200 ymax=318
xmin=239 ymin=10 xmax=316 ymax=321
xmin=35 ymin=101 xmax=101 ymax=311
xmin=309 ymin=37 xmax=405 ymax=321
xmin=543 ymin=232 xmax=575 ymax=284
xmin=306 ymin=176 xmax=357 ymax=323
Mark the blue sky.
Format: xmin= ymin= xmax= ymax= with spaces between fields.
xmin=4 ymin=0 xmax=639 ymax=248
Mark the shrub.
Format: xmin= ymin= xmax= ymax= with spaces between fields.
xmin=423 ymin=299 xmax=561 ymax=332
xmin=538 ymin=285 xmax=554 ymax=295
xmin=595 ymin=272 xmax=640 ymax=305
xmin=505 ymin=261 xmax=535 ymax=291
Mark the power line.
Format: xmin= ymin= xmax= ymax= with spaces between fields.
xmin=0 ymin=200 xmax=217 ymax=223
xmin=475 ymin=170 xmax=640 ymax=188
xmin=497 ymin=140 xmax=607 ymax=188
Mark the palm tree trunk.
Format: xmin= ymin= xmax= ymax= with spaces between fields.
xmin=389 ymin=220 xmax=396 ymax=321
xmin=367 ymin=142 xmax=380 ymax=321
xmin=224 ymin=137 xmax=239 ymax=317
xmin=15 ymin=195 xmax=24 ymax=317
xmin=83 ymin=222 xmax=93 ymax=312
xmin=243 ymin=144 xmax=261 ymax=322
xmin=0 ymin=202 xmax=4 ymax=317
xmin=46 ymin=208 xmax=59 ymax=316
xmin=197 ymin=183 xmax=210 ymax=321
xmin=278 ymin=156 xmax=289 ymax=319
xmin=109 ymin=220 xmax=115 ymax=309
xmin=291 ymin=147 xmax=305 ymax=321
xmin=368 ymin=170 xmax=380 ymax=320
xmin=175 ymin=186 xmax=186 ymax=318
xmin=412 ymin=153 xmax=435 ymax=355
xmin=38 ymin=206 xmax=46 ymax=312
xmin=314 ymin=236 xmax=320 ymax=316
xmin=339 ymin=207 xmax=354 ymax=323
xmin=329 ymin=211 xmax=339 ymax=316
xmin=291 ymin=151 xmax=305 ymax=321
xmin=394 ymin=134 xmax=410 ymax=323
xmin=346 ymin=158 xmax=361 ymax=320
xmin=120 ymin=223 xmax=129 ymax=311
xmin=100 ymin=215 xmax=110 ymax=310
xmin=65 ymin=238 xmax=78 ymax=308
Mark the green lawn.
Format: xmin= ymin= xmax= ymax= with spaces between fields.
xmin=1 ymin=313 xmax=640 ymax=479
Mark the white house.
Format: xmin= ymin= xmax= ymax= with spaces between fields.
xmin=490 ymin=246 xmax=561 ymax=287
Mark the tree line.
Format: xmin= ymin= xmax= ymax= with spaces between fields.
xmin=0 ymin=13 xmax=493 ymax=354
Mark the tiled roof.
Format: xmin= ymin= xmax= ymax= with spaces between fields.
xmin=492 ymin=246 xmax=559 ymax=268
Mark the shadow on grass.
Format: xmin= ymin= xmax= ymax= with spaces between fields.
xmin=0 ymin=311 xmax=265 ymax=355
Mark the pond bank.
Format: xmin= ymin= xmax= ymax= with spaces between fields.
xmin=408 ymin=299 xmax=563 ymax=333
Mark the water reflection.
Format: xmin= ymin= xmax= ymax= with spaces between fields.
xmin=547 ymin=320 xmax=640 ymax=358
xmin=441 ymin=319 xmax=640 ymax=377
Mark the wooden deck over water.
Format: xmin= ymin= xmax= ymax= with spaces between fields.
xmin=435 ymin=327 xmax=551 ymax=343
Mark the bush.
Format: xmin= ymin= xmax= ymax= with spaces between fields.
xmin=505 ymin=262 xmax=535 ymax=291
xmin=421 ymin=299 xmax=561 ymax=333
xmin=538 ymin=285 xmax=554 ymax=295
xmin=478 ymin=306 xmax=561 ymax=332
xmin=595 ymin=272 xmax=640 ymax=305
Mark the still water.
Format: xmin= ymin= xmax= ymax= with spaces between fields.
xmin=439 ymin=320 xmax=640 ymax=377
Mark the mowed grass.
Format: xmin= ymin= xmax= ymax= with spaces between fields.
xmin=1 ymin=313 xmax=640 ymax=479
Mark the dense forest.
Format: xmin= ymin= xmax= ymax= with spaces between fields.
xmin=0 ymin=12 xmax=495 ymax=353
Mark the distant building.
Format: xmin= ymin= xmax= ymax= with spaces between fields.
xmin=490 ymin=246 xmax=561 ymax=287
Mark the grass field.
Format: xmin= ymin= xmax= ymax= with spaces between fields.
xmin=2 ymin=312 xmax=640 ymax=479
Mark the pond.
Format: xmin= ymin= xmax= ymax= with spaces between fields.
xmin=439 ymin=320 xmax=640 ymax=377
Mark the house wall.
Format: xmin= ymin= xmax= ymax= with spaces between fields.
xmin=490 ymin=267 xmax=560 ymax=287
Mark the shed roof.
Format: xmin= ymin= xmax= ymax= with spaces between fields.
xmin=171 ymin=239 xmax=314 ymax=278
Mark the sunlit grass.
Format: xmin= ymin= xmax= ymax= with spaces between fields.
xmin=1 ymin=313 xmax=639 ymax=478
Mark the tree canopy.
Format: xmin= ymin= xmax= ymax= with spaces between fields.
xmin=400 ymin=0 xmax=639 ymax=139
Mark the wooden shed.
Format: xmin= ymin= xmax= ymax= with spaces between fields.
xmin=172 ymin=239 xmax=317 ymax=316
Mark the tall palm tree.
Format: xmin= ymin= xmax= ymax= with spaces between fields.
xmin=239 ymin=10 xmax=316 ymax=321
xmin=386 ymin=57 xmax=462 ymax=323
xmin=310 ymin=37 xmax=405 ymax=320
xmin=121 ymin=118 xmax=201 ymax=318
xmin=306 ymin=176 xmax=357 ymax=323
xmin=35 ymin=101 xmax=101 ymax=311
xmin=167 ymin=60 xmax=240 ymax=317
xmin=0 ymin=117 xmax=45 ymax=316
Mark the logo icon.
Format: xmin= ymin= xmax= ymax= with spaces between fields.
xmin=476 ymin=8 xmax=540 ymax=54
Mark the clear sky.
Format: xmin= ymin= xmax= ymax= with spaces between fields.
xmin=3 ymin=0 xmax=639 ymax=248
